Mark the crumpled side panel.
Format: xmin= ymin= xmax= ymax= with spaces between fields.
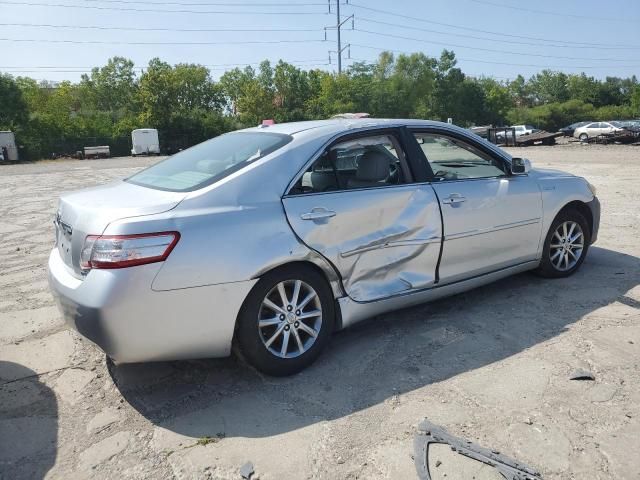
xmin=283 ymin=185 xmax=442 ymax=302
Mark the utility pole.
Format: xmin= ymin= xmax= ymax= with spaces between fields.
xmin=337 ymin=0 xmax=342 ymax=74
xmin=325 ymin=0 xmax=353 ymax=74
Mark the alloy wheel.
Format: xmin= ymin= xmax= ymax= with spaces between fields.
xmin=258 ymin=280 xmax=323 ymax=359
xmin=549 ymin=221 xmax=584 ymax=272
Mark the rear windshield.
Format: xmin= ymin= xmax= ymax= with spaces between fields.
xmin=126 ymin=131 xmax=292 ymax=192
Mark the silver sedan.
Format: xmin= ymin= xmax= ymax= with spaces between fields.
xmin=48 ymin=119 xmax=600 ymax=376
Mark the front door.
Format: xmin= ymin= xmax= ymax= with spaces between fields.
xmin=410 ymin=130 xmax=543 ymax=284
xmin=282 ymin=130 xmax=442 ymax=302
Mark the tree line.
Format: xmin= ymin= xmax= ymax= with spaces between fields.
xmin=1 ymin=50 xmax=639 ymax=160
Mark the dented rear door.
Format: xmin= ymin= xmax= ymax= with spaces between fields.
xmin=282 ymin=184 xmax=442 ymax=302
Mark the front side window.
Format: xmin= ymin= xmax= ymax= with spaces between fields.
xmin=289 ymin=134 xmax=408 ymax=194
xmin=127 ymin=132 xmax=291 ymax=192
xmin=413 ymin=133 xmax=506 ymax=181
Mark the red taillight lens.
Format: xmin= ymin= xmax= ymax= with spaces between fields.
xmin=80 ymin=232 xmax=180 ymax=270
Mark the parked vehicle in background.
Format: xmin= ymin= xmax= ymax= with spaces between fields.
xmin=559 ymin=121 xmax=591 ymax=137
xmin=0 ymin=131 xmax=19 ymax=161
xmin=84 ymin=145 xmax=110 ymax=159
xmin=495 ymin=125 xmax=538 ymax=143
xmin=331 ymin=112 xmax=370 ymax=119
xmin=574 ymin=121 xmax=624 ymax=141
xmin=131 ymin=128 xmax=161 ymax=156
xmin=512 ymin=125 xmax=539 ymax=137
xmin=48 ymin=119 xmax=600 ymax=376
xmin=617 ymin=120 xmax=640 ymax=132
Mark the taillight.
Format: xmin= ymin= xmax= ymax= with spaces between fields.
xmin=80 ymin=232 xmax=180 ymax=270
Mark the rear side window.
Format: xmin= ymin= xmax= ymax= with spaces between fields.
xmin=127 ymin=132 xmax=291 ymax=192
xmin=289 ymin=134 xmax=408 ymax=194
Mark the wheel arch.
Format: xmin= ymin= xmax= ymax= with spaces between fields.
xmin=556 ymin=200 xmax=594 ymax=237
xmin=246 ymin=259 xmax=345 ymax=331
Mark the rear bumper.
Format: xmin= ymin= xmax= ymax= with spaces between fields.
xmin=587 ymin=196 xmax=600 ymax=244
xmin=47 ymin=248 xmax=256 ymax=363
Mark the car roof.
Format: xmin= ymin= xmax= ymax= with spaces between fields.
xmin=240 ymin=118 xmax=454 ymax=136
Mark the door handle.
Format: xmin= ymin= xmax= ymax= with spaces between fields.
xmin=300 ymin=208 xmax=336 ymax=220
xmin=441 ymin=194 xmax=466 ymax=205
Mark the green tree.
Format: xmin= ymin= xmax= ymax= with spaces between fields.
xmin=527 ymin=70 xmax=569 ymax=105
xmin=79 ymin=57 xmax=137 ymax=114
xmin=476 ymin=77 xmax=511 ymax=125
xmin=0 ymin=74 xmax=28 ymax=128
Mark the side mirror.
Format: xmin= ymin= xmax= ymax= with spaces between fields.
xmin=510 ymin=157 xmax=531 ymax=175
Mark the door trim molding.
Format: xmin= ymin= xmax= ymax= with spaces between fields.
xmin=340 ymin=236 xmax=442 ymax=258
xmin=445 ymin=218 xmax=541 ymax=241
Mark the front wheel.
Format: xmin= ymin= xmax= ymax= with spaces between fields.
xmin=236 ymin=265 xmax=335 ymax=376
xmin=579 ymin=133 xmax=588 ymax=141
xmin=535 ymin=210 xmax=590 ymax=278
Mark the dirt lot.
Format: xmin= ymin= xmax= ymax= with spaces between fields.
xmin=1 ymin=143 xmax=639 ymax=480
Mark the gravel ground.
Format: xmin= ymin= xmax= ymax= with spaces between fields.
xmin=1 ymin=143 xmax=639 ymax=480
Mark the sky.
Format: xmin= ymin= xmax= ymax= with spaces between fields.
xmin=1 ymin=0 xmax=639 ymax=83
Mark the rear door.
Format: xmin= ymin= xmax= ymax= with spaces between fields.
xmin=282 ymin=129 xmax=442 ymax=302
xmin=587 ymin=122 xmax=604 ymax=136
xmin=409 ymin=129 xmax=543 ymax=284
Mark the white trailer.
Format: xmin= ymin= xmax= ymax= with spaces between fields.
xmin=131 ymin=128 xmax=160 ymax=156
xmin=84 ymin=145 xmax=110 ymax=159
xmin=0 ymin=131 xmax=19 ymax=161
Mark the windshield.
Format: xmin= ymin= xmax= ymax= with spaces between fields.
xmin=126 ymin=131 xmax=292 ymax=192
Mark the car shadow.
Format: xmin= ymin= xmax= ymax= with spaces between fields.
xmin=110 ymin=246 xmax=639 ymax=441
xmin=0 ymin=362 xmax=58 ymax=479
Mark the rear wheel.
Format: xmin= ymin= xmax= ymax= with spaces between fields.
xmin=236 ymin=265 xmax=335 ymax=376
xmin=535 ymin=210 xmax=590 ymax=278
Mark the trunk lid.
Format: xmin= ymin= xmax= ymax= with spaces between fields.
xmin=55 ymin=180 xmax=186 ymax=277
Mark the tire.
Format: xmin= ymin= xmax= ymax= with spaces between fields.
xmin=535 ymin=209 xmax=591 ymax=278
xmin=236 ymin=265 xmax=335 ymax=376
xmin=579 ymin=133 xmax=588 ymax=141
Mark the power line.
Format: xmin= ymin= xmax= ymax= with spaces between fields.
xmin=0 ymin=22 xmax=321 ymax=33
xmin=467 ymin=0 xmax=639 ymax=23
xmin=0 ymin=59 xmax=330 ymax=70
xmin=83 ymin=0 xmax=326 ymax=4
xmin=4 ymin=17 xmax=636 ymax=51
xmin=2 ymin=65 xmax=332 ymax=73
xmin=0 ymin=37 xmax=326 ymax=45
xmin=353 ymin=29 xmax=634 ymax=62
xmin=349 ymin=43 xmax=640 ymax=70
xmin=347 ymin=2 xmax=637 ymax=48
xmin=355 ymin=16 xmax=640 ymax=51
xmin=0 ymin=0 xmax=329 ymax=14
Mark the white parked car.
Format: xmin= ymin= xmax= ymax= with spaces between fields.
xmin=574 ymin=122 xmax=624 ymax=141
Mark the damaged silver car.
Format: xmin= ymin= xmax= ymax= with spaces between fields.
xmin=48 ymin=119 xmax=600 ymax=376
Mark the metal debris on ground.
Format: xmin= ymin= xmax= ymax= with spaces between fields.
xmin=239 ymin=461 xmax=255 ymax=479
xmin=414 ymin=419 xmax=542 ymax=480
